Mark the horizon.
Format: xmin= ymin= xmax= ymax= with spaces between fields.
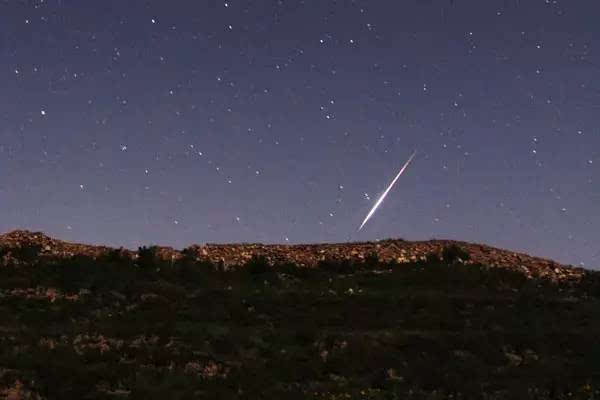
xmin=1 ymin=227 xmax=593 ymax=271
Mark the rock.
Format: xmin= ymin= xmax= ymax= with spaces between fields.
xmin=320 ymin=349 xmax=329 ymax=362
xmin=386 ymin=368 xmax=404 ymax=382
xmin=453 ymin=350 xmax=473 ymax=359
xmin=504 ymin=350 xmax=523 ymax=366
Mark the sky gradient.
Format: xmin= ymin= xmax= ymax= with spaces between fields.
xmin=1 ymin=0 xmax=598 ymax=268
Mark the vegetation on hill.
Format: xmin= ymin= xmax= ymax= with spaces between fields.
xmin=0 ymin=242 xmax=599 ymax=399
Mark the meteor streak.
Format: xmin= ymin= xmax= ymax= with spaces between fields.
xmin=358 ymin=151 xmax=417 ymax=231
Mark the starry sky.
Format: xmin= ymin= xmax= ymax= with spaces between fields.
xmin=1 ymin=0 xmax=598 ymax=268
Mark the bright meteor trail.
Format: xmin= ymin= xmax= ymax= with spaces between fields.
xmin=358 ymin=151 xmax=417 ymax=231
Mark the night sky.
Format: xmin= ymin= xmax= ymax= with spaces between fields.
xmin=1 ymin=1 xmax=598 ymax=268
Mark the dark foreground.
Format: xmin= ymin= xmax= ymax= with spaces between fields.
xmin=1 ymin=244 xmax=600 ymax=399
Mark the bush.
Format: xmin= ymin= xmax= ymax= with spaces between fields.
xmin=56 ymin=254 xmax=99 ymax=292
xmin=364 ymin=251 xmax=381 ymax=269
xmin=11 ymin=244 xmax=42 ymax=263
xmin=173 ymin=259 xmax=215 ymax=286
xmin=180 ymin=247 xmax=196 ymax=261
xmin=317 ymin=258 xmax=356 ymax=274
xmin=277 ymin=262 xmax=316 ymax=279
xmin=245 ymin=254 xmax=271 ymax=275
xmin=442 ymin=245 xmax=470 ymax=264
xmin=424 ymin=252 xmax=442 ymax=264
xmin=137 ymin=245 xmax=161 ymax=269
xmin=100 ymin=247 xmax=130 ymax=264
xmin=0 ymin=245 xmax=8 ymax=259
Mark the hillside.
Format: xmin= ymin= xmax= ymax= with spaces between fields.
xmin=1 ymin=230 xmax=599 ymax=399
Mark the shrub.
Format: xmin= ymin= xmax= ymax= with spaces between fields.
xmin=0 ymin=245 xmax=8 ymax=259
xmin=137 ymin=245 xmax=161 ymax=269
xmin=11 ymin=244 xmax=42 ymax=263
xmin=180 ymin=246 xmax=196 ymax=261
xmin=442 ymin=244 xmax=470 ymax=264
xmin=56 ymin=254 xmax=99 ymax=292
xmin=424 ymin=252 xmax=442 ymax=264
xmin=101 ymin=247 xmax=130 ymax=264
xmin=245 ymin=254 xmax=271 ymax=275
xmin=364 ymin=251 xmax=380 ymax=269
xmin=174 ymin=259 xmax=215 ymax=286
xmin=317 ymin=258 xmax=356 ymax=274
xmin=277 ymin=262 xmax=315 ymax=279
xmin=139 ymin=280 xmax=186 ymax=303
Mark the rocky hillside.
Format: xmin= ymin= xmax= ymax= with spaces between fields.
xmin=1 ymin=230 xmax=599 ymax=399
xmin=0 ymin=230 xmax=591 ymax=282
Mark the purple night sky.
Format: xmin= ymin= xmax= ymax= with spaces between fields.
xmin=1 ymin=1 xmax=598 ymax=268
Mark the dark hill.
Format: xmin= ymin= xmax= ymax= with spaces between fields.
xmin=1 ymin=230 xmax=599 ymax=399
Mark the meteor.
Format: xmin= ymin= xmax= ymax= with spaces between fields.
xmin=358 ymin=150 xmax=417 ymax=231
